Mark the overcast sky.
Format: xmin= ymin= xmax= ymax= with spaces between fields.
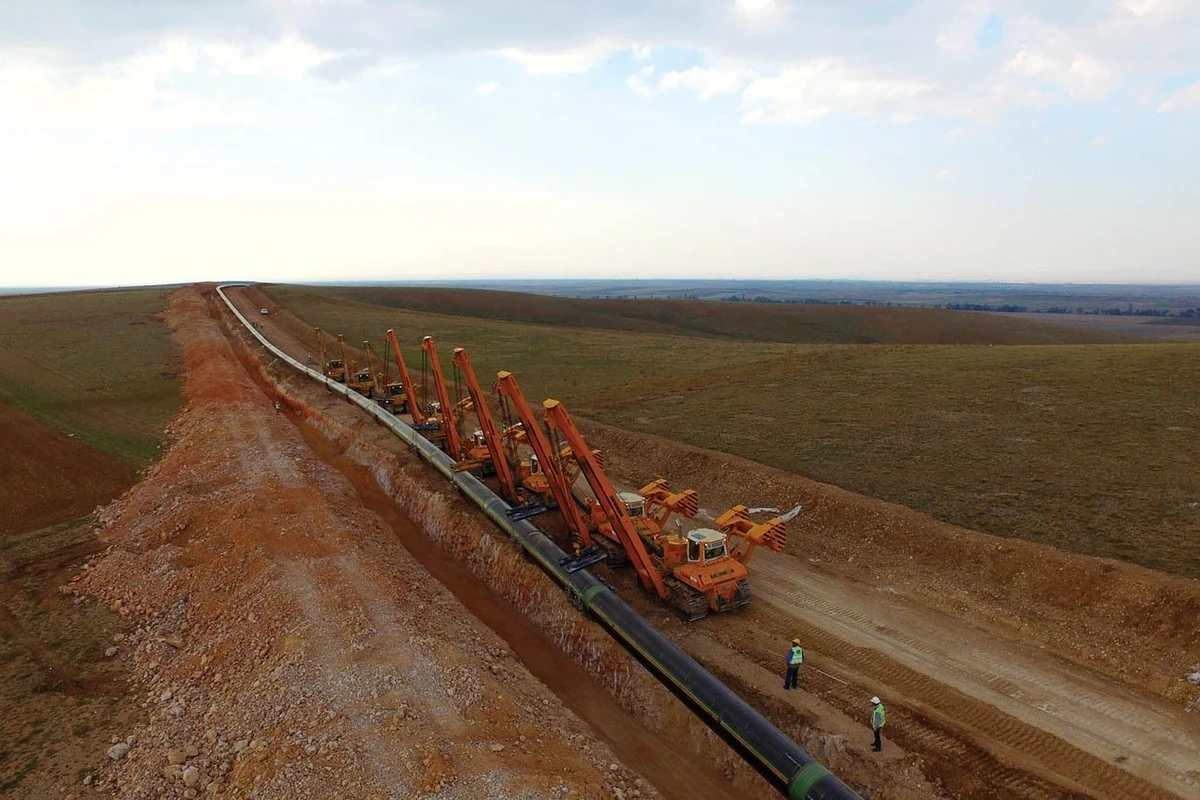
xmin=1 ymin=0 xmax=1197 ymax=288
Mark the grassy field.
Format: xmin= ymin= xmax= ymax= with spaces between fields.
xmin=264 ymin=284 xmax=1200 ymax=578
xmin=0 ymin=289 xmax=182 ymax=467
xmin=0 ymin=517 xmax=137 ymax=797
xmin=274 ymin=284 xmax=1134 ymax=345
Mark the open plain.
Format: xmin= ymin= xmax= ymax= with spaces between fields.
xmin=2 ymin=282 xmax=1198 ymax=799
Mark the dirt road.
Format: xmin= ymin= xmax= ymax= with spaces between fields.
xmin=228 ymin=285 xmax=1200 ymax=798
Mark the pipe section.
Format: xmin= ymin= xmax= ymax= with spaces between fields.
xmin=216 ymin=285 xmax=862 ymax=800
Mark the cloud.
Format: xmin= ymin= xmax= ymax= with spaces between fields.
xmin=742 ymin=61 xmax=931 ymax=124
xmin=944 ymin=126 xmax=968 ymax=141
xmin=0 ymin=34 xmax=351 ymax=130
xmin=732 ymin=0 xmax=786 ymax=29
xmin=1121 ymin=0 xmax=1161 ymax=17
xmin=626 ymin=65 xmax=655 ymax=98
xmin=1092 ymin=133 xmax=1113 ymax=147
xmin=660 ymin=62 xmax=755 ymax=101
xmin=935 ymin=168 xmax=958 ymax=181
xmin=0 ymin=0 xmax=1196 ymax=130
xmin=310 ymin=51 xmax=382 ymax=82
xmin=1158 ymin=78 xmax=1200 ymax=112
xmin=475 ymin=80 xmax=499 ymax=94
xmin=500 ymin=39 xmax=625 ymax=75
xmin=1003 ymin=48 xmax=1116 ymax=101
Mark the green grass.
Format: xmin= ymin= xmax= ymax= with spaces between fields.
xmin=0 ymin=288 xmax=181 ymax=466
xmin=264 ymin=285 xmax=1200 ymax=578
xmin=271 ymin=284 xmax=1133 ymax=345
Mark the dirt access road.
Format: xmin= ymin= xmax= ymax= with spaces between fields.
xmin=231 ymin=285 xmax=1200 ymax=799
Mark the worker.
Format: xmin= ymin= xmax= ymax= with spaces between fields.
xmin=784 ymin=638 xmax=804 ymax=690
xmin=870 ymin=696 xmax=886 ymax=751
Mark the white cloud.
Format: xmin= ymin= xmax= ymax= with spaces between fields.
xmin=1121 ymin=0 xmax=1161 ymax=17
xmin=0 ymin=35 xmax=348 ymax=130
xmin=475 ymin=80 xmax=499 ymax=94
xmin=1006 ymin=48 xmax=1060 ymax=80
xmin=1003 ymin=48 xmax=1115 ymax=101
xmin=626 ymin=65 xmax=655 ymax=98
xmin=660 ymin=62 xmax=755 ymax=101
xmin=733 ymin=0 xmax=786 ymax=28
xmin=740 ymin=59 xmax=931 ymax=125
xmin=1092 ymin=133 xmax=1113 ymax=147
xmin=202 ymin=38 xmax=333 ymax=79
xmin=935 ymin=168 xmax=958 ymax=181
xmin=630 ymin=44 xmax=653 ymax=61
xmin=500 ymin=39 xmax=622 ymax=75
xmin=945 ymin=126 xmax=968 ymax=141
xmin=1158 ymin=79 xmax=1200 ymax=112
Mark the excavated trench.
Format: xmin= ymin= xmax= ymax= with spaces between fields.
xmin=211 ymin=293 xmax=750 ymax=800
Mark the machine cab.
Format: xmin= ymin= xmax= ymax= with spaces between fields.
xmin=471 ymin=429 xmax=487 ymax=449
xmin=618 ymin=491 xmax=646 ymax=519
xmin=387 ymin=381 xmax=405 ymax=397
xmin=686 ymin=529 xmax=728 ymax=563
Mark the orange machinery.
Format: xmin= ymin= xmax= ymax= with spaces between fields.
xmin=451 ymin=347 xmax=518 ymax=500
xmin=494 ymin=371 xmax=596 ymax=538
xmin=378 ymin=332 xmax=409 ymax=414
xmin=421 ymin=335 xmax=471 ymax=465
xmin=542 ymin=397 xmax=787 ymax=619
xmin=315 ymin=328 xmax=345 ymax=382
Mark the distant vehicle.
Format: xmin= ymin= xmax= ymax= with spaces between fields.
xmin=260 ymin=308 xmax=269 ymax=315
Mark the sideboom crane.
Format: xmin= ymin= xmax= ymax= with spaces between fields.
xmin=494 ymin=372 xmax=593 ymax=545
xmin=452 ymin=348 xmax=519 ymax=502
xmin=421 ymin=336 xmax=463 ymax=461
xmin=384 ymin=329 xmax=425 ymax=424
xmin=542 ymin=399 xmax=669 ymax=601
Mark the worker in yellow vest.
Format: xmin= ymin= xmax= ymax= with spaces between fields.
xmin=784 ymin=638 xmax=804 ymax=690
xmin=870 ymin=696 xmax=887 ymax=751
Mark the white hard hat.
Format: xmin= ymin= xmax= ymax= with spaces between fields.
xmin=870 ymin=696 xmax=880 ymax=705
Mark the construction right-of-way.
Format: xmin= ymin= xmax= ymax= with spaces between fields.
xmin=224 ymin=286 xmax=1200 ymax=800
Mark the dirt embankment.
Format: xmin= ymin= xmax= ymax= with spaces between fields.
xmin=71 ymin=287 xmax=674 ymax=799
xmin=581 ymin=421 xmax=1200 ymax=705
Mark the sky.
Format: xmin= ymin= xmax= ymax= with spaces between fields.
xmin=0 ymin=0 xmax=1198 ymax=288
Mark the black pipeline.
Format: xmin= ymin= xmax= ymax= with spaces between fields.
xmin=216 ymin=285 xmax=862 ymax=800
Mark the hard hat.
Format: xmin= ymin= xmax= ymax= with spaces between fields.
xmin=792 ymin=638 xmax=801 ymax=645
xmin=870 ymin=696 xmax=881 ymax=705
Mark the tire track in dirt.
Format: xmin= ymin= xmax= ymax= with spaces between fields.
xmin=751 ymin=564 xmax=1200 ymax=799
xmin=702 ymin=597 xmax=1178 ymax=800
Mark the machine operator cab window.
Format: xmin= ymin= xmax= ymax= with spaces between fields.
xmin=472 ymin=429 xmax=486 ymax=448
xmin=529 ymin=454 xmax=542 ymax=474
xmin=686 ymin=529 xmax=727 ymax=563
xmin=326 ymin=358 xmax=344 ymax=371
xmin=618 ymin=492 xmax=646 ymax=519
xmin=388 ymin=381 xmax=405 ymax=397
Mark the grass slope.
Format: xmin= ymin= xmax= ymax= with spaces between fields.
xmin=263 ymin=284 xmax=1200 ymax=578
xmin=272 ymin=285 xmax=1134 ymax=345
xmin=0 ymin=289 xmax=181 ymax=467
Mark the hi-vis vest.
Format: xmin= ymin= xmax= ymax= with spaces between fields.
xmin=787 ymin=645 xmax=804 ymax=666
xmin=872 ymin=703 xmax=886 ymax=729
